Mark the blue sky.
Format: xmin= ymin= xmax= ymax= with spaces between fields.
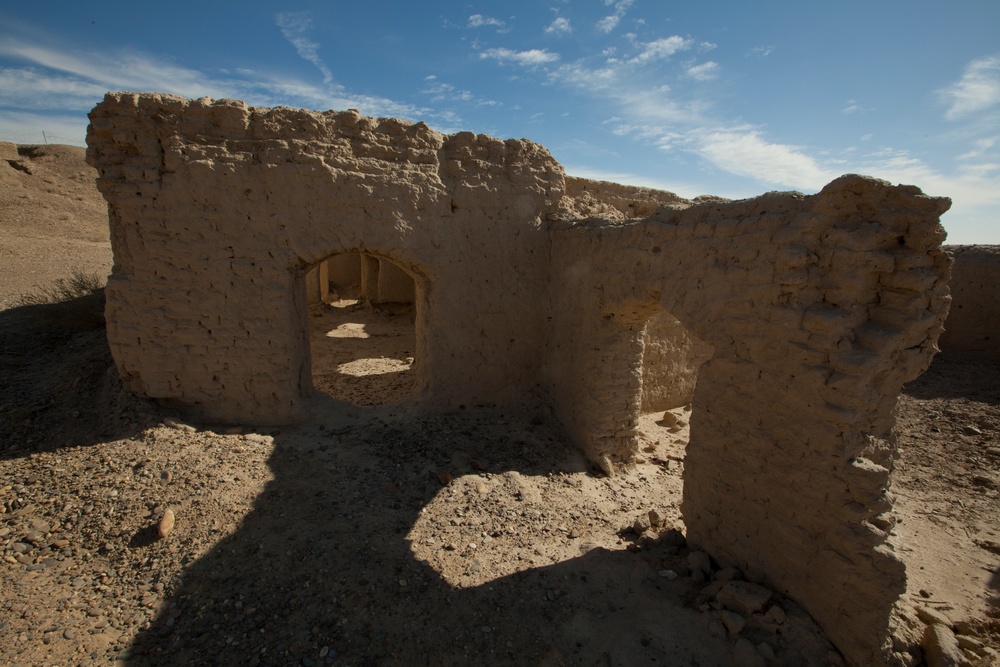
xmin=1 ymin=1 xmax=998 ymax=243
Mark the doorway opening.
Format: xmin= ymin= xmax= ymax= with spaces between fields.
xmin=305 ymin=251 xmax=419 ymax=406
xmin=633 ymin=310 xmax=714 ymax=527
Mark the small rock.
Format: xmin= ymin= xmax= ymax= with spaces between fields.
xmin=961 ymin=425 xmax=983 ymax=436
xmin=714 ymin=567 xmax=743 ymax=582
xmin=163 ymin=417 xmax=196 ymax=432
xmin=11 ymin=542 xmax=31 ymax=554
xmin=716 ymin=581 xmax=772 ymax=616
xmin=916 ymin=606 xmax=954 ymax=628
xmin=319 ymin=646 xmax=330 ymax=658
xmin=719 ymin=610 xmax=746 ymax=636
xmin=158 ymin=509 xmax=175 ymax=538
xmin=707 ymin=619 xmax=726 ymax=639
xmin=568 ymin=528 xmax=581 ymax=539
xmin=764 ymin=604 xmax=786 ymax=625
xmin=922 ymin=623 xmax=965 ymax=667
xmin=658 ymin=570 xmax=678 ymax=580
xmin=956 ymin=635 xmax=983 ymax=652
xmin=732 ymin=637 xmax=766 ymax=667
xmin=475 ymin=481 xmax=487 ymax=494
xmin=63 ymin=628 xmax=76 ymax=640
xmin=633 ymin=515 xmax=651 ymax=534
xmin=161 ymin=470 xmax=172 ymax=485
xmin=437 ymin=472 xmax=453 ymax=485
xmin=687 ymin=550 xmax=712 ymax=577
xmin=756 ymin=642 xmax=777 ymax=662
xmin=660 ymin=411 xmax=678 ymax=428
xmin=648 ymin=509 xmax=664 ymax=527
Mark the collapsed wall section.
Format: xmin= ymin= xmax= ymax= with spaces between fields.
xmin=545 ymin=177 xmax=951 ymax=666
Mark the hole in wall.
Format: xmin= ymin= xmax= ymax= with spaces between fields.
xmin=306 ymin=251 xmax=418 ymax=406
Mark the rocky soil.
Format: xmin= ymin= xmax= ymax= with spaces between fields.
xmin=1 ymin=144 xmax=998 ymax=666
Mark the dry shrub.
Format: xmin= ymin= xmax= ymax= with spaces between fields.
xmin=14 ymin=269 xmax=107 ymax=331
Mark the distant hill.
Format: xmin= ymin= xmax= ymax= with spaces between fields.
xmin=0 ymin=143 xmax=112 ymax=309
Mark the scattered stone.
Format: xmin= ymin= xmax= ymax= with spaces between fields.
xmin=756 ymin=642 xmax=777 ymax=662
xmin=660 ymin=411 xmax=678 ymax=428
xmin=568 ymin=528 xmax=581 ymax=539
xmin=437 ymin=472 xmax=453 ymax=485
xmin=961 ymin=425 xmax=983 ymax=436
xmin=764 ymin=604 xmax=786 ymax=625
xmin=163 ymin=417 xmax=196 ymax=432
xmin=916 ymin=606 xmax=954 ymax=628
xmin=687 ymin=550 xmax=712 ymax=577
xmin=632 ymin=515 xmax=651 ymax=534
xmin=956 ymin=635 xmax=983 ymax=652
xmin=716 ymin=581 xmax=772 ymax=616
xmin=732 ymin=637 xmax=766 ymax=667
xmin=648 ymin=509 xmax=664 ymax=527
xmin=11 ymin=542 xmax=31 ymax=554
xmin=63 ymin=628 xmax=76 ymax=640
xmin=719 ymin=610 xmax=746 ymax=635
xmin=161 ymin=470 xmax=172 ymax=485
xmin=158 ymin=509 xmax=175 ymax=538
xmin=658 ymin=570 xmax=678 ymax=580
xmin=922 ymin=623 xmax=966 ymax=667
xmin=714 ymin=567 xmax=742 ymax=582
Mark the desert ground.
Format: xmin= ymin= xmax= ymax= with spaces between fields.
xmin=1 ymin=144 xmax=998 ymax=666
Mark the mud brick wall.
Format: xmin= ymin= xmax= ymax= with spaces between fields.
xmin=940 ymin=245 xmax=1000 ymax=358
xmin=88 ymin=93 xmax=952 ymax=666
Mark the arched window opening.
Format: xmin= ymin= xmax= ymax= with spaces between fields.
xmin=306 ymin=252 xmax=418 ymax=406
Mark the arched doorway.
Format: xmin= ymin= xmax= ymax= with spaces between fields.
xmin=305 ymin=251 xmax=420 ymax=406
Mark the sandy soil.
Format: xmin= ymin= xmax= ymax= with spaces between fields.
xmin=1 ymin=145 xmax=998 ymax=666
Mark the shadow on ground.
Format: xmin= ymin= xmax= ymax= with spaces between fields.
xmin=124 ymin=403 xmax=747 ymax=666
xmin=903 ymin=353 xmax=1000 ymax=405
xmin=0 ymin=292 xmax=153 ymax=460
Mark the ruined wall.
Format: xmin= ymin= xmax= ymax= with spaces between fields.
xmin=88 ymin=93 xmax=952 ymax=667
xmin=544 ymin=178 xmax=950 ymax=666
xmin=939 ymin=245 xmax=1000 ymax=358
xmin=87 ymin=93 xmax=563 ymax=422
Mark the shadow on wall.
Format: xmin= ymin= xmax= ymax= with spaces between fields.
xmin=305 ymin=253 xmax=418 ymax=407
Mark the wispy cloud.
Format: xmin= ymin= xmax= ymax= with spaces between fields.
xmin=422 ymin=75 xmax=499 ymax=108
xmin=545 ymin=17 xmax=572 ymax=35
xmin=693 ymin=128 xmax=836 ymax=189
xmin=468 ymin=14 xmax=509 ymax=32
xmin=940 ymin=55 xmax=1000 ymax=120
xmin=686 ymin=61 xmax=719 ymax=81
xmin=748 ymin=45 xmax=774 ymax=58
xmin=480 ymin=48 xmax=559 ymax=66
xmin=596 ymin=0 xmax=634 ymax=33
xmin=0 ymin=36 xmax=435 ymax=137
xmin=628 ymin=36 xmax=693 ymax=65
xmin=841 ymin=99 xmax=862 ymax=114
xmin=275 ymin=12 xmax=334 ymax=87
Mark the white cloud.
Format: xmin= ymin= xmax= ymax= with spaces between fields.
xmin=545 ymin=17 xmax=572 ymax=35
xmin=748 ymin=45 xmax=774 ymax=58
xmin=0 ymin=37 xmax=432 ymax=126
xmin=841 ymin=100 xmax=862 ymax=114
xmin=957 ymin=137 xmax=997 ymax=160
xmin=480 ymin=48 xmax=559 ymax=66
xmin=941 ymin=55 xmax=1000 ymax=120
xmin=693 ymin=128 xmax=836 ymax=190
xmin=629 ymin=36 xmax=693 ymax=65
xmin=686 ymin=61 xmax=719 ymax=81
xmin=468 ymin=14 xmax=507 ymax=31
xmin=597 ymin=0 xmax=634 ymax=33
xmin=275 ymin=12 xmax=334 ymax=87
